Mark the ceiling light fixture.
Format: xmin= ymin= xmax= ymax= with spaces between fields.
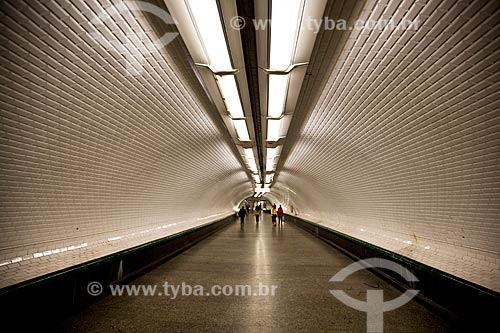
xmin=233 ymin=119 xmax=250 ymax=141
xmin=265 ymin=174 xmax=274 ymax=183
xmin=269 ymin=0 xmax=303 ymax=71
xmin=268 ymin=75 xmax=289 ymax=118
xmin=166 ymin=0 xmax=260 ymax=185
xmin=267 ymin=119 xmax=282 ymax=142
xmin=262 ymin=0 xmax=327 ymax=181
xmin=247 ymin=159 xmax=258 ymax=173
xmin=267 ymin=0 xmax=303 ymax=120
xmin=216 ymin=75 xmax=245 ymax=118
xmin=185 ymin=0 xmax=232 ymax=71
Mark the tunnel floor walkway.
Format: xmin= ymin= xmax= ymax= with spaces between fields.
xmin=51 ymin=214 xmax=462 ymax=332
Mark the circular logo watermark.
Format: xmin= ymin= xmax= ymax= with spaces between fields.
xmin=89 ymin=1 xmax=179 ymax=76
xmin=330 ymin=258 xmax=419 ymax=332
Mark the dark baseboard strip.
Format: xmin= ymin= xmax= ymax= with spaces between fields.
xmin=286 ymin=214 xmax=499 ymax=329
xmin=1 ymin=215 xmax=235 ymax=319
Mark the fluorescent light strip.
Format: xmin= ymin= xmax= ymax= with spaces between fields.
xmin=233 ymin=119 xmax=250 ymax=141
xmin=244 ymin=148 xmax=255 ymax=160
xmin=267 ymin=119 xmax=281 ymax=141
xmin=217 ymin=75 xmax=244 ymax=118
xmin=267 ymin=147 xmax=278 ymax=160
xmin=186 ymin=0 xmax=232 ymax=71
xmin=248 ymin=159 xmax=258 ymax=172
xmin=265 ymin=174 xmax=273 ymax=183
xmin=269 ymin=0 xmax=303 ymax=70
xmin=268 ymin=75 xmax=289 ymax=118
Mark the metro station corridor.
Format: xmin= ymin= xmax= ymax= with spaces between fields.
xmin=49 ymin=214 xmax=460 ymax=332
xmin=0 ymin=0 xmax=499 ymax=331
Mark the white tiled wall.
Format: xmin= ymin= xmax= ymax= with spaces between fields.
xmin=0 ymin=0 xmax=250 ymax=287
xmin=1 ymin=0 xmax=498 ymax=295
xmin=273 ymin=0 xmax=500 ymax=292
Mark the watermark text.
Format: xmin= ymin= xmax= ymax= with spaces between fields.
xmin=88 ymin=281 xmax=278 ymax=299
xmin=231 ymin=16 xmax=420 ymax=33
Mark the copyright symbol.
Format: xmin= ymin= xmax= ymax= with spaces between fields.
xmin=230 ymin=16 xmax=246 ymax=30
xmin=87 ymin=281 xmax=103 ymax=296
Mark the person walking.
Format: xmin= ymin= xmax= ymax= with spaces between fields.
xmin=255 ymin=204 xmax=262 ymax=223
xmin=238 ymin=206 xmax=247 ymax=224
xmin=271 ymin=204 xmax=277 ymax=226
xmin=277 ymin=205 xmax=284 ymax=224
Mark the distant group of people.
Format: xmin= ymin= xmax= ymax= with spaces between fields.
xmin=238 ymin=203 xmax=283 ymax=226
xmin=270 ymin=204 xmax=284 ymax=226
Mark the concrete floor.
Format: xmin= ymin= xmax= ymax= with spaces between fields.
xmin=50 ymin=214 xmax=463 ymax=332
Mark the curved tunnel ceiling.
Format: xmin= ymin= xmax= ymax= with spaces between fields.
xmin=271 ymin=0 xmax=500 ymax=292
xmin=0 ymin=0 xmax=252 ymax=287
xmin=0 ymin=0 xmax=499 ymax=294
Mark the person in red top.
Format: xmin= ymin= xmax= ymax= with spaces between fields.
xmin=277 ymin=205 xmax=284 ymax=224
